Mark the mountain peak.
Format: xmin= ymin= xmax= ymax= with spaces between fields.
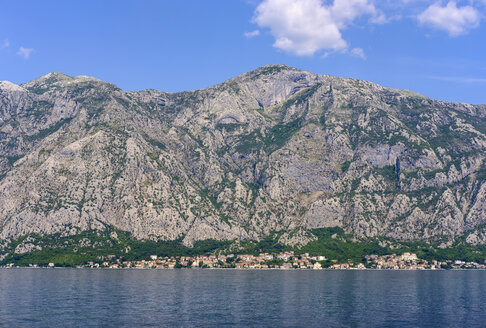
xmin=246 ymin=64 xmax=303 ymax=78
xmin=24 ymin=72 xmax=73 ymax=85
xmin=22 ymin=72 xmax=102 ymax=94
xmin=0 ymin=81 xmax=26 ymax=93
xmin=255 ymin=64 xmax=297 ymax=72
xmin=223 ymin=64 xmax=316 ymax=88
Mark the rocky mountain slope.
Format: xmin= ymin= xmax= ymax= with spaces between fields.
xmin=1 ymin=65 xmax=485 ymax=250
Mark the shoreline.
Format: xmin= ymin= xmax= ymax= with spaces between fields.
xmin=2 ymin=267 xmax=486 ymax=271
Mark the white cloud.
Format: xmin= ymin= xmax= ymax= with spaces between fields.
xmin=244 ymin=29 xmax=261 ymax=38
xmin=253 ymin=0 xmax=382 ymax=56
xmin=330 ymin=0 xmax=377 ymax=27
xmin=418 ymin=1 xmax=480 ymax=36
xmin=350 ymin=47 xmax=366 ymax=59
xmin=17 ymin=46 xmax=33 ymax=59
xmin=1 ymin=39 xmax=9 ymax=49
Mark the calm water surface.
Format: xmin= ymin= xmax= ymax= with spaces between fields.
xmin=0 ymin=269 xmax=485 ymax=327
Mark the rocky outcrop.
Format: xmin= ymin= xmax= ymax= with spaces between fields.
xmin=0 ymin=65 xmax=485 ymax=246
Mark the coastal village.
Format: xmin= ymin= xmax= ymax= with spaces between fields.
xmin=7 ymin=251 xmax=485 ymax=270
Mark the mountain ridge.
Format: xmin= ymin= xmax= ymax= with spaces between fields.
xmin=17 ymin=65 xmax=438 ymax=101
xmin=0 ymin=65 xmax=485 ymax=258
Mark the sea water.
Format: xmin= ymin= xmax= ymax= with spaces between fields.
xmin=0 ymin=269 xmax=485 ymax=327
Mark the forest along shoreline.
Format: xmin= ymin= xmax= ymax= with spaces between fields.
xmin=3 ymin=251 xmax=486 ymax=270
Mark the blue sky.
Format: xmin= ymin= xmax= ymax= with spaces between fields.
xmin=1 ymin=0 xmax=485 ymax=104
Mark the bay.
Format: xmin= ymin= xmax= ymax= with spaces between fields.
xmin=0 ymin=269 xmax=485 ymax=327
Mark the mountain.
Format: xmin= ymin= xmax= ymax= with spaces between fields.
xmin=1 ymin=65 xmax=485 ymax=259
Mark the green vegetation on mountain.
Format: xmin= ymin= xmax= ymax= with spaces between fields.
xmin=2 ymin=227 xmax=485 ymax=267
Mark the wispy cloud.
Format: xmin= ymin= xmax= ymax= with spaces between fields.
xmin=244 ymin=29 xmax=260 ymax=38
xmin=244 ymin=0 xmax=261 ymax=6
xmin=350 ymin=47 xmax=366 ymax=59
xmin=252 ymin=0 xmax=384 ymax=56
xmin=428 ymin=76 xmax=486 ymax=83
xmin=418 ymin=1 xmax=480 ymax=36
xmin=17 ymin=46 xmax=33 ymax=59
xmin=1 ymin=39 xmax=9 ymax=49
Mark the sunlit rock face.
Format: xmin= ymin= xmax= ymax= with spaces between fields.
xmin=0 ymin=65 xmax=485 ymax=246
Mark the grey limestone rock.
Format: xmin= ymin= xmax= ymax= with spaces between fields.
xmin=0 ymin=65 xmax=485 ymax=246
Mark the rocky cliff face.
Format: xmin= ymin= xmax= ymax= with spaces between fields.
xmin=1 ymin=65 xmax=485 ymax=246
